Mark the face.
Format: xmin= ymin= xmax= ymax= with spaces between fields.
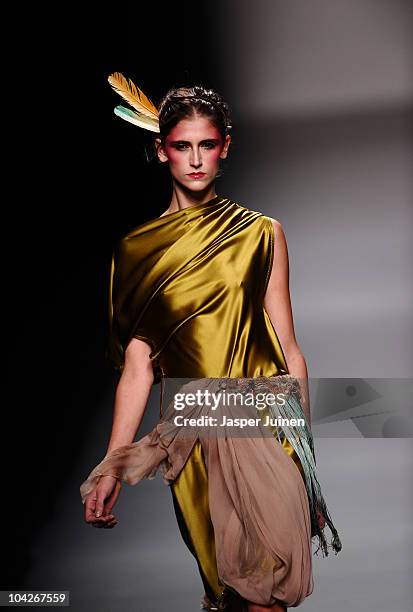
xmin=155 ymin=114 xmax=231 ymax=193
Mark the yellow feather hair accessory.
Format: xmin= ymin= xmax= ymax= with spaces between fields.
xmin=107 ymin=72 xmax=160 ymax=133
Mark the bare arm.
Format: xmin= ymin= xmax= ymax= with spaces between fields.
xmin=263 ymin=218 xmax=311 ymax=429
xmin=83 ymin=337 xmax=154 ymax=528
xmin=106 ymin=337 xmax=155 ymax=453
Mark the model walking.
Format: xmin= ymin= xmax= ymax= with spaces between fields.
xmin=80 ymin=73 xmax=342 ymax=612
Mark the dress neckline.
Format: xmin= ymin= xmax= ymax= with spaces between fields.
xmin=125 ymin=195 xmax=228 ymax=236
xmin=158 ymin=194 xmax=223 ymax=219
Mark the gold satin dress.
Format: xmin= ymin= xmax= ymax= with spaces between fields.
xmin=81 ymin=195 xmax=320 ymax=607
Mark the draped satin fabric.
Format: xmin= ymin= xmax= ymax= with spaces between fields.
xmin=108 ymin=195 xmax=289 ymax=382
xmin=89 ymin=195 xmax=315 ymax=607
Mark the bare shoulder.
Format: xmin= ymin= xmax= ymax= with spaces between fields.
xmin=265 ymin=216 xmax=288 ymax=246
xmin=264 ymin=216 xmax=290 ymax=285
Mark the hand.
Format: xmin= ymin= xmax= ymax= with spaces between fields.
xmin=84 ymin=475 xmax=122 ymax=529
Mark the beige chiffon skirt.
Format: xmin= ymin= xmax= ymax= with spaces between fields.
xmin=80 ymin=377 xmax=319 ymax=607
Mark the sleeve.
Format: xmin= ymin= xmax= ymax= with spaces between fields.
xmin=105 ymin=247 xmax=124 ymax=372
xmin=105 ymin=242 xmax=163 ymax=384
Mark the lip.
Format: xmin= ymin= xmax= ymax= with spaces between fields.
xmin=187 ymin=172 xmax=207 ymax=179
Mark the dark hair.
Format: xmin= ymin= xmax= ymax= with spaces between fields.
xmin=157 ymin=84 xmax=233 ymax=142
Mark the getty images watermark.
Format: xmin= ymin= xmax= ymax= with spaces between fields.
xmin=172 ymin=387 xmax=305 ymax=429
xmin=157 ymin=377 xmax=413 ymax=438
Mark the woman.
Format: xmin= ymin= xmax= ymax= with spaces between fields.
xmin=80 ymin=76 xmax=342 ymax=612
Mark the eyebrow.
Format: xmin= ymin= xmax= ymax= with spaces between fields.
xmin=169 ymin=138 xmax=220 ymax=145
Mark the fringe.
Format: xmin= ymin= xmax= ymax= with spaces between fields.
xmin=253 ymin=375 xmax=343 ymax=558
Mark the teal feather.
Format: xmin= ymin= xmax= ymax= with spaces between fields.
xmin=114 ymin=105 xmax=160 ymax=133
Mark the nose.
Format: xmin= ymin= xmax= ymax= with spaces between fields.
xmin=189 ymin=147 xmax=202 ymax=169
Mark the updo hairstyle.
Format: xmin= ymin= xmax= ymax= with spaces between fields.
xmin=156 ymin=85 xmax=232 ymax=143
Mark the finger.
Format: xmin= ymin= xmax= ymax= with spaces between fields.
xmin=94 ymin=513 xmax=115 ymax=523
xmin=103 ymin=482 xmax=120 ymax=516
xmin=85 ymin=503 xmax=101 ymax=522
xmin=87 ymin=513 xmax=115 ymax=526
xmin=84 ymin=495 xmax=98 ymax=521
xmin=91 ymin=515 xmax=116 ymax=528
xmin=93 ymin=519 xmax=117 ymax=529
xmin=95 ymin=494 xmax=106 ymax=518
xmin=103 ymin=498 xmax=114 ymax=515
xmin=97 ymin=482 xmax=119 ymax=518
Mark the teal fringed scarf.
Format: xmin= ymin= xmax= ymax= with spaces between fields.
xmin=250 ymin=375 xmax=343 ymax=558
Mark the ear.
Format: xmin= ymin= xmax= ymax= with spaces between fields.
xmin=155 ymin=137 xmax=168 ymax=163
xmin=219 ymin=134 xmax=231 ymax=160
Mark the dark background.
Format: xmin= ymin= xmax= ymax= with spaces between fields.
xmin=5 ymin=2 xmax=220 ymax=587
